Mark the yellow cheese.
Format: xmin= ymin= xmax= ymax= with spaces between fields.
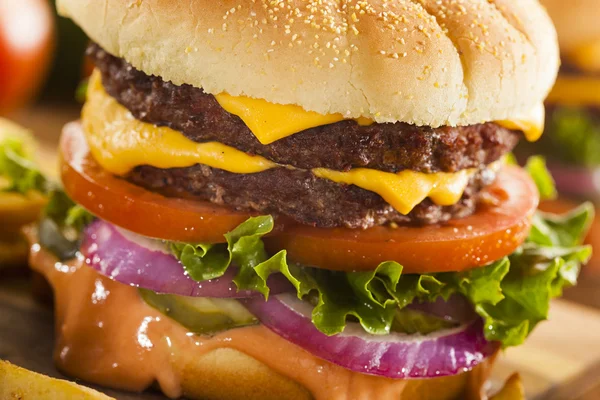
xmin=217 ymin=92 xmax=544 ymax=144
xmin=83 ymin=72 xmax=276 ymax=176
xmin=567 ymin=41 xmax=600 ymax=73
xmin=84 ymin=69 xmax=480 ymax=215
xmin=215 ymin=93 xmax=373 ymax=145
xmin=496 ymin=103 xmax=545 ymax=142
xmin=546 ymin=76 xmax=600 ymax=107
xmin=312 ymin=167 xmax=475 ymax=215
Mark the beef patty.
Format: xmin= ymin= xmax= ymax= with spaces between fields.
xmin=90 ymin=44 xmax=509 ymax=228
xmin=127 ymin=164 xmax=497 ymax=229
xmin=89 ymin=43 xmax=520 ymax=174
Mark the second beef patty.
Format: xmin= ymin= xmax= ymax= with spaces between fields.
xmin=89 ymin=43 xmax=520 ymax=174
xmin=127 ymin=164 xmax=497 ymax=229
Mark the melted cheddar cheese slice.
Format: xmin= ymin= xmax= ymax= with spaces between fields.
xmin=84 ymin=70 xmax=489 ymax=215
xmin=313 ymin=167 xmax=475 ymax=215
xmin=496 ymin=103 xmax=545 ymax=142
xmin=215 ymin=93 xmax=372 ymax=145
xmin=216 ymin=92 xmax=544 ymax=144
xmin=83 ymin=72 xmax=276 ymax=176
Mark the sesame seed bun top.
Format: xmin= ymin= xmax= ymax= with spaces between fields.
xmin=57 ymin=0 xmax=559 ymax=127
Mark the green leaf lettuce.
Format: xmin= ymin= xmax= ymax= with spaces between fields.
xmin=5 ymin=130 xmax=591 ymax=348
xmin=171 ymin=203 xmax=592 ymax=347
xmin=0 ymin=136 xmax=48 ymax=194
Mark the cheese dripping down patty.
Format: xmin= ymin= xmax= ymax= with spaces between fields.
xmin=83 ymin=71 xmax=501 ymax=216
xmin=214 ymin=93 xmax=544 ymax=144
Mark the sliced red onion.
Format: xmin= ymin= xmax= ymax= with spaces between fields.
xmin=81 ymin=220 xmax=293 ymax=298
xmin=547 ymin=164 xmax=600 ymax=197
xmin=244 ymin=293 xmax=498 ymax=379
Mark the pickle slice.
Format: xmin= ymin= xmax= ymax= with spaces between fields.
xmin=391 ymin=308 xmax=457 ymax=335
xmin=139 ymin=289 xmax=258 ymax=335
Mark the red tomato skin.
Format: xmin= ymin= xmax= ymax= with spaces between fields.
xmin=60 ymin=122 xmax=255 ymax=244
xmin=0 ymin=0 xmax=55 ymax=114
xmin=264 ymin=166 xmax=538 ymax=273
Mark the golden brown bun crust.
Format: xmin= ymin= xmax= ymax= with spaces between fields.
xmin=541 ymin=0 xmax=600 ymax=55
xmin=175 ymin=347 xmax=314 ymax=400
xmin=57 ymin=0 xmax=558 ymax=127
xmin=162 ymin=346 xmax=495 ymax=400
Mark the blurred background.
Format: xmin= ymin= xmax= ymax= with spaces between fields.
xmin=1 ymin=0 xmax=86 ymax=150
xmin=0 ymin=0 xmax=599 ymax=399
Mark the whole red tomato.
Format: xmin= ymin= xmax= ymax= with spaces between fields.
xmin=0 ymin=0 xmax=54 ymax=115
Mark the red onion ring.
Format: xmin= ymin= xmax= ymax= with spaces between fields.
xmin=81 ymin=220 xmax=293 ymax=298
xmin=547 ymin=164 xmax=600 ymax=197
xmin=244 ymin=293 xmax=498 ymax=379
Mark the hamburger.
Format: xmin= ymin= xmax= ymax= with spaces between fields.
xmin=0 ymin=119 xmax=47 ymax=268
xmin=15 ymin=0 xmax=593 ymax=399
xmin=519 ymin=0 xmax=600 ymax=197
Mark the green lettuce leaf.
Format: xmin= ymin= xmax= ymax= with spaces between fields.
xmin=0 ymin=137 xmax=49 ymax=194
xmin=529 ymin=203 xmax=594 ymax=247
xmin=172 ymin=216 xmax=307 ymax=299
xmin=466 ymin=203 xmax=592 ymax=346
xmin=524 ymin=156 xmax=557 ymax=201
xmin=169 ymin=203 xmax=592 ymax=346
xmin=440 ymin=259 xmax=510 ymax=305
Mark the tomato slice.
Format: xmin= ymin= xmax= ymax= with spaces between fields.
xmin=60 ymin=122 xmax=254 ymax=243
xmin=264 ymin=166 xmax=538 ymax=273
xmin=62 ymin=121 xmax=537 ymax=272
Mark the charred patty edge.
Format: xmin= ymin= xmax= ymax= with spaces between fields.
xmin=126 ymin=163 xmax=497 ymax=229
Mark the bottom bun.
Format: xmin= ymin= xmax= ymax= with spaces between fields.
xmin=26 ymin=227 xmax=495 ymax=400
xmin=176 ymin=347 xmax=313 ymax=400
xmin=175 ymin=347 xmax=494 ymax=400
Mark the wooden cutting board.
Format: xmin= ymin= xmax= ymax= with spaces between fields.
xmin=495 ymin=300 xmax=600 ymax=399
xmin=2 ymin=107 xmax=600 ymax=399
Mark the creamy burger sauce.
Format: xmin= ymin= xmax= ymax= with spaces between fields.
xmin=26 ymin=230 xmax=494 ymax=400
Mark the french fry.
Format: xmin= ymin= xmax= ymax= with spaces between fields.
xmin=0 ymin=361 xmax=114 ymax=400
xmin=0 ymin=190 xmax=47 ymax=228
xmin=490 ymin=373 xmax=525 ymax=400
